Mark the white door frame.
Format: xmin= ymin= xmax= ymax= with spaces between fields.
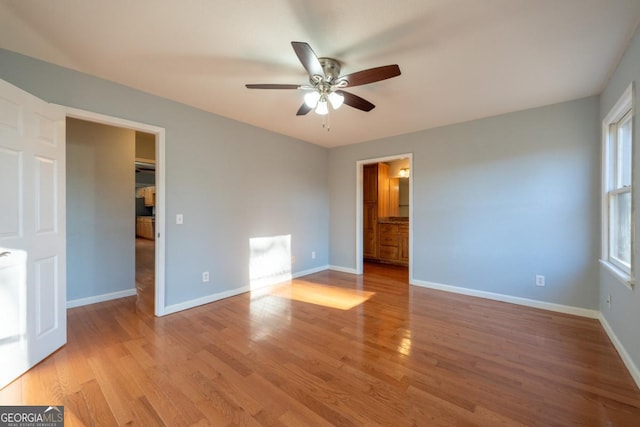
xmin=355 ymin=153 xmax=413 ymax=282
xmin=63 ymin=106 xmax=167 ymax=316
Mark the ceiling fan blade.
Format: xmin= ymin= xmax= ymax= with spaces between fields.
xmin=337 ymin=90 xmax=375 ymax=112
xmin=296 ymin=103 xmax=312 ymax=116
xmin=291 ymin=41 xmax=325 ymax=79
xmin=245 ymin=84 xmax=301 ymax=89
xmin=339 ymin=64 xmax=401 ymax=87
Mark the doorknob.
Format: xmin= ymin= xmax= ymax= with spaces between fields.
xmin=0 ymin=251 xmax=10 ymax=257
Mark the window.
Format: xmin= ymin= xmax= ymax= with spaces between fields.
xmin=602 ymin=84 xmax=634 ymax=287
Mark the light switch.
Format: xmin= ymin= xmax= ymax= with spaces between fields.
xmin=176 ymin=214 xmax=183 ymax=224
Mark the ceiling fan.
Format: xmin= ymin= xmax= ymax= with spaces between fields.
xmin=246 ymin=42 xmax=401 ymax=116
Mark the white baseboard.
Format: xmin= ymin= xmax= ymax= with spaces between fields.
xmin=293 ymin=265 xmax=329 ymax=278
xmin=329 ymin=265 xmax=359 ymax=274
xmin=163 ymin=266 xmax=330 ymax=316
xmin=599 ymin=314 xmax=640 ymax=389
xmin=410 ymin=278 xmax=600 ymax=319
xmin=67 ymin=288 xmax=136 ymax=309
xmin=163 ymin=286 xmax=251 ymax=316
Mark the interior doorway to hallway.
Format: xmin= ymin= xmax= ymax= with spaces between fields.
xmin=134 ymin=134 xmax=157 ymax=315
xmin=65 ymin=108 xmax=166 ymax=316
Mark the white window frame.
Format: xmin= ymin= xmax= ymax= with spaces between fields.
xmin=601 ymin=83 xmax=635 ymax=289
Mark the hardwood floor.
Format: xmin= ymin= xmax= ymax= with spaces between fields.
xmin=2 ymin=263 xmax=640 ymax=425
xmin=135 ymin=237 xmax=155 ymax=315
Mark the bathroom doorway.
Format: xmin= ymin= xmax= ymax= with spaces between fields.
xmin=356 ymin=153 xmax=413 ymax=281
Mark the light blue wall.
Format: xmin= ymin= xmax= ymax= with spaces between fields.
xmin=0 ymin=46 xmax=618 ymax=321
xmin=66 ymin=118 xmax=135 ymax=300
xmin=329 ymin=97 xmax=600 ymax=309
xmin=0 ymin=49 xmax=329 ymax=308
xmin=599 ymin=27 xmax=640 ymax=374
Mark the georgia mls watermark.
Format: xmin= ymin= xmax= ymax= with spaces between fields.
xmin=0 ymin=406 xmax=64 ymax=427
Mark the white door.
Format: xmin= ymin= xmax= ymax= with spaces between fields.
xmin=0 ymin=79 xmax=66 ymax=389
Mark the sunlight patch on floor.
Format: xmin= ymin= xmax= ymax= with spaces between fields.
xmin=268 ymin=280 xmax=375 ymax=310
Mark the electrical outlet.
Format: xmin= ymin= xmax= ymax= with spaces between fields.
xmin=535 ymin=275 xmax=545 ymax=287
xmin=311 ymin=251 xmax=316 ymax=259
xmin=291 ymin=255 xmax=296 ymax=264
xmin=176 ymin=214 xmax=184 ymax=224
xmin=606 ymin=294 xmax=611 ymax=308
xmin=202 ymin=271 xmax=209 ymax=283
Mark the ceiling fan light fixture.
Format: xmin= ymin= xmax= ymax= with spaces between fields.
xmin=315 ymin=98 xmax=329 ymax=115
xmin=304 ymin=91 xmax=321 ymax=108
xmin=328 ymin=91 xmax=344 ymax=109
xmin=246 ymin=42 xmax=402 ymax=121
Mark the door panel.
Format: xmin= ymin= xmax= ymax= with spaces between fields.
xmin=35 ymin=156 xmax=57 ymax=233
xmin=35 ymin=113 xmax=57 ymax=146
xmin=0 ymin=78 xmax=66 ymax=389
xmin=35 ymin=256 xmax=58 ymax=336
xmin=363 ymin=202 xmax=378 ymax=258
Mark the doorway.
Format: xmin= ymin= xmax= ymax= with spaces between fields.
xmin=65 ymin=107 xmax=166 ymax=316
xmin=134 ymin=134 xmax=156 ymax=315
xmin=356 ymin=154 xmax=413 ymax=282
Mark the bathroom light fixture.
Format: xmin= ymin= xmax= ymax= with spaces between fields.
xmin=399 ymin=167 xmax=410 ymax=178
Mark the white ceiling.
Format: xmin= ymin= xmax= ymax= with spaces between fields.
xmin=1 ymin=1 xmax=639 ymax=148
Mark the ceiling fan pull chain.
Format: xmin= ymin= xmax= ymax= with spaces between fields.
xmin=322 ymin=110 xmax=331 ymax=132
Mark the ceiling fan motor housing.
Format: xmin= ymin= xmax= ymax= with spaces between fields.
xmin=317 ymin=57 xmax=341 ymax=82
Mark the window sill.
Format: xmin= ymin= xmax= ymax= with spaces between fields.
xmin=599 ymin=259 xmax=634 ymax=290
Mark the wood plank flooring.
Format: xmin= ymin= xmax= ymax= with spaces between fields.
xmin=2 ymin=263 xmax=640 ymax=426
xmin=135 ymin=237 xmax=155 ymax=316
